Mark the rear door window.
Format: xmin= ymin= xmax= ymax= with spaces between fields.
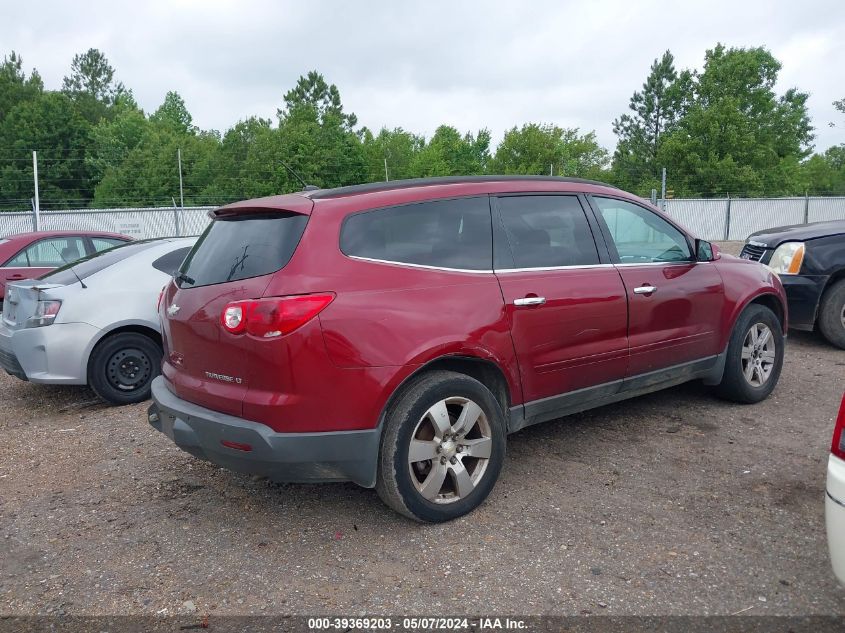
xmin=340 ymin=197 xmax=492 ymax=271
xmin=497 ymin=195 xmax=600 ymax=268
xmin=178 ymin=213 xmax=309 ymax=288
xmin=4 ymin=237 xmax=87 ymax=267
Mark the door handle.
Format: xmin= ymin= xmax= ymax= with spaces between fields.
xmin=633 ymin=285 xmax=657 ymax=295
xmin=514 ymin=296 xmax=546 ymax=307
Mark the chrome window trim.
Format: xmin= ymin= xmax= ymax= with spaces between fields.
xmin=348 ymin=255 xmax=494 ymax=274
xmin=494 ymin=264 xmax=614 ymax=273
xmin=615 ymin=261 xmax=698 ymax=267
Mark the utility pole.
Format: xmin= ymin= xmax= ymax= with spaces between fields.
xmin=32 ymin=151 xmax=40 ymax=231
xmin=660 ymin=167 xmax=667 ymax=211
xmin=177 ymin=148 xmax=185 ymax=208
xmin=176 ymin=148 xmax=184 ymax=237
xmin=384 ymin=158 xmax=389 ymax=182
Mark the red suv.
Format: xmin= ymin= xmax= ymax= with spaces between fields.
xmin=149 ymin=177 xmax=787 ymax=522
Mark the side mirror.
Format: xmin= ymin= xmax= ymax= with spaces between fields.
xmin=695 ymin=239 xmax=719 ymax=262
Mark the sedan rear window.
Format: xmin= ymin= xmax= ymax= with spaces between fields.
xmin=177 ymin=213 xmax=309 ymax=288
xmin=41 ymin=241 xmax=158 ymax=284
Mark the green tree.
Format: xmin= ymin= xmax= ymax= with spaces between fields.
xmin=0 ymin=92 xmax=93 ymax=208
xmin=275 ymin=71 xmax=366 ymax=189
xmin=361 ymin=127 xmax=424 ymax=182
xmin=657 ymin=45 xmax=813 ymax=196
xmin=62 ymin=48 xmax=128 ymax=123
xmin=0 ymin=51 xmax=43 ymax=124
xmin=150 ymin=91 xmax=195 ymax=134
xmin=611 ymin=51 xmax=690 ymax=193
xmin=490 ymin=123 xmax=608 ymax=178
xmin=411 ymin=126 xmax=490 ymax=176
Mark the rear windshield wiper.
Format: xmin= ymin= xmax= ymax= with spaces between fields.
xmin=176 ymin=272 xmax=195 ymax=285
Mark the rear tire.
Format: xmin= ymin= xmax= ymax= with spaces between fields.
xmin=714 ymin=304 xmax=784 ymax=404
xmin=818 ymin=280 xmax=845 ymax=350
xmin=88 ymin=333 xmax=162 ymax=405
xmin=376 ymin=371 xmax=506 ymax=523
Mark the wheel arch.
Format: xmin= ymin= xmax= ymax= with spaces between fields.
xmin=84 ymin=321 xmax=163 ymax=377
xmin=377 ymin=354 xmax=514 ymax=431
xmin=745 ymin=292 xmax=787 ymax=335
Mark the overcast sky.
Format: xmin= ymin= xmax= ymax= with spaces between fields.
xmin=3 ymin=0 xmax=844 ymax=153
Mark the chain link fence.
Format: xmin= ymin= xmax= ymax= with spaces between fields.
xmin=0 ymin=206 xmax=215 ymax=239
xmin=1 ymin=196 xmax=844 ymax=242
xmin=663 ymin=196 xmax=845 ymax=241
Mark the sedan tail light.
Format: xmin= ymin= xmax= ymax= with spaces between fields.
xmin=220 ymin=293 xmax=335 ymax=338
xmin=26 ymin=300 xmax=62 ymax=328
xmin=832 ymin=394 xmax=845 ymax=461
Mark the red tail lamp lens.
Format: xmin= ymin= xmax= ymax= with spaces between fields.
xmin=832 ymin=393 xmax=845 ymax=461
xmin=220 ymin=293 xmax=335 ymax=338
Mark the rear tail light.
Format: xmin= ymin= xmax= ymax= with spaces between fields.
xmin=157 ymin=287 xmax=165 ymax=311
xmin=26 ymin=300 xmax=62 ymax=328
xmin=832 ymin=393 xmax=845 ymax=461
xmin=220 ymin=293 xmax=335 ymax=338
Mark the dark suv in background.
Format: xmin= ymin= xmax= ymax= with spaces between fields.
xmin=742 ymin=219 xmax=845 ymax=348
xmin=149 ymin=176 xmax=787 ymax=522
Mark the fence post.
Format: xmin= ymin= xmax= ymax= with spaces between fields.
xmin=803 ymin=191 xmax=810 ymax=224
xmin=724 ymin=194 xmax=731 ymax=240
xmin=32 ymin=151 xmax=40 ymax=231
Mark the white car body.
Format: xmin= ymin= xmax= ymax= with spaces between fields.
xmin=0 ymin=237 xmax=195 ymax=385
xmin=827 ymin=452 xmax=845 ymax=586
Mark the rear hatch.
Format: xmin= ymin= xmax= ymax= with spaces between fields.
xmin=160 ymin=204 xmax=310 ymax=416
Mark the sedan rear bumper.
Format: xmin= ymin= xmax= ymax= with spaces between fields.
xmin=826 ymin=453 xmax=845 ymax=586
xmin=148 ymin=376 xmax=381 ymax=487
xmin=0 ymin=321 xmax=97 ymax=384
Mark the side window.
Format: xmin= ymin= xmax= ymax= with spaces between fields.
xmin=340 ymin=197 xmax=492 ymax=271
xmin=497 ymin=195 xmax=600 ymax=268
xmin=7 ymin=237 xmax=87 ymax=268
xmin=151 ymin=247 xmax=191 ymax=276
xmin=4 ymin=249 xmax=29 ymax=267
xmin=91 ymin=237 xmax=127 ymax=252
xmin=593 ymin=197 xmax=692 ymax=263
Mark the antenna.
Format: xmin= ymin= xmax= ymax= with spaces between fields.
xmin=279 ymin=161 xmax=319 ymax=191
xmin=50 ymin=243 xmax=87 ymax=289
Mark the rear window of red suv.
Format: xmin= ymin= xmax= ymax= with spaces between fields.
xmin=177 ymin=212 xmax=308 ymax=288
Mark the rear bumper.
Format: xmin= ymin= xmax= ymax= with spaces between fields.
xmin=148 ymin=376 xmax=381 ymax=487
xmin=826 ymin=454 xmax=845 ymax=586
xmin=780 ymin=274 xmax=827 ymax=331
xmin=0 ymin=321 xmax=96 ymax=384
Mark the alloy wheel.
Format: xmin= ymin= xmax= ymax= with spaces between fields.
xmin=407 ymin=397 xmax=492 ymax=504
xmin=741 ymin=323 xmax=776 ymax=387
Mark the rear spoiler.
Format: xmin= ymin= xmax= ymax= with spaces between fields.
xmin=210 ymin=194 xmax=314 ymax=219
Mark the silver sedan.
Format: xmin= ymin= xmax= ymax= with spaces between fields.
xmin=0 ymin=237 xmax=196 ymax=405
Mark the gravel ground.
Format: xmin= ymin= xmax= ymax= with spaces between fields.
xmin=2 ymin=242 xmax=845 ymax=618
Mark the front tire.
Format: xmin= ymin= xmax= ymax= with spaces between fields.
xmin=376 ymin=371 xmax=506 ymax=522
xmin=818 ymin=280 xmax=845 ymax=350
xmin=714 ymin=304 xmax=784 ymax=404
xmin=88 ymin=333 xmax=162 ymax=405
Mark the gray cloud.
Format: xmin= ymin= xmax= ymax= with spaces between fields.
xmin=3 ymin=0 xmax=843 ymax=152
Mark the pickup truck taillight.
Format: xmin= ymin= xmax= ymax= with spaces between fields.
xmin=832 ymin=394 xmax=845 ymax=461
xmin=221 ymin=293 xmax=335 ymax=338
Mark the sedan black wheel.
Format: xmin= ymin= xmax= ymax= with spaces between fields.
xmin=89 ymin=333 xmax=162 ymax=405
